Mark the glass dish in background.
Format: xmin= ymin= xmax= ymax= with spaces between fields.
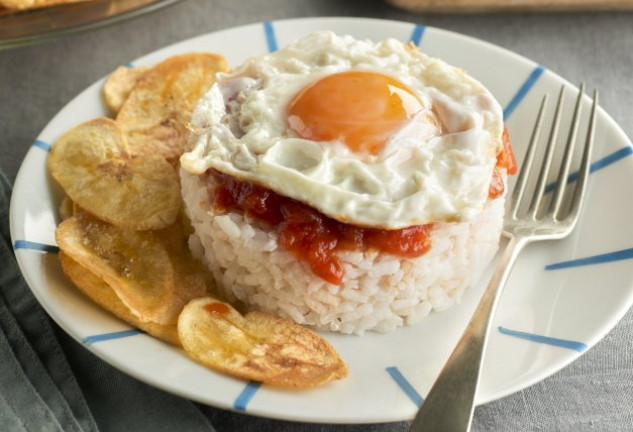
xmin=0 ymin=0 xmax=181 ymax=50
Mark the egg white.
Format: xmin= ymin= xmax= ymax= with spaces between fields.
xmin=180 ymin=31 xmax=505 ymax=228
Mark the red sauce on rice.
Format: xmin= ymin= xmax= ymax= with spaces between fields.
xmin=208 ymin=169 xmax=432 ymax=285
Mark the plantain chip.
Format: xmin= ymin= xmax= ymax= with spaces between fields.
xmin=56 ymin=214 xmax=188 ymax=325
xmin=116 ymin=53 xmax=228 ymax=162
xmin=155 ymin=218 xmax=213 ymax=302
xmin=58 ymin=195 xmax=74 ymax=221
xmin=48 ymin=117 xmax=180 ymax=230
xmin=178 ymin=297 xmax=348 ymax=388
xmin=59 ymin=251 xmax=180 ymax=346
xmin=103 ymin=65 xmax=149 ymax=115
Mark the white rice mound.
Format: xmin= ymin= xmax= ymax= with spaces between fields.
xmin=180 ymin=169 xmax=505 ymax=335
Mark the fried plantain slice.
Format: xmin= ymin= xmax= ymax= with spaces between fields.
xmin=56 ymin=214 xmax=187 ymax=325
xmin=116 ymin=53 xmax=228 ymax=162
xmin=154 ymin=218 xmax=213 ymax=302
xmin=178 ymin=297 xmax=348 ymax=388
xmin=59 ymin=251 xmax=180 ymax=346
xmin=58 ymin=195 xmax=74 ymax=221
xmin=103 ymin=65 xmax=149 ymax=115
xmin=48 ymin=117 xmax=180 ymax=230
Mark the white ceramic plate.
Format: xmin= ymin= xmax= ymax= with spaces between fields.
xmin=10 ymin=17 xmax=633 ymax=424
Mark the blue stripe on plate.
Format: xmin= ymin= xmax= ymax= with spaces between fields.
xmin=409 ymin=24 xmax=426 ymax=46
xmin=545 ymin=248 xmax=633 ymax=271
xmin=503 ymin=65 xmax=545 ymax=120
xmin=589 ymin=145 xmax=633 ymax=172
xmin=33 ymin=140 xmax=51 ymax=152
xmin=82 ymin=329 xmax=143 ymax=345
xmin=386 ymin=366 xmax=423 ymax=407
xmin=13 ymin=240 xmax=59 ymax=253
xmin=545 ymin=146 xmax=633 ymax=193
xmin=498 ymin=327 xmax=587 ymax=352
xmin=263 ymin=21 xmax=278 ymax=52
xmin=233 ymin=381 xmax=262 ymax=411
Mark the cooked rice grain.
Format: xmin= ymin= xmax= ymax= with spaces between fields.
xmin=181 ymin=169 xmax=505 ymax=334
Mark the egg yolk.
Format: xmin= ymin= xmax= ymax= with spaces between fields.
xmin=287 ymin=71 xmax=425 ymax=154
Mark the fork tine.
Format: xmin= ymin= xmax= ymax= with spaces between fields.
xmin=511 ymin=94 xmax=548 ymax=219
xmin=549 ymin=83 xmax=586 ymax=219
xmin=527 ymin=84 xmax=566 ymax=218
xmin=566 ymin=89 xmax=599 ymax=224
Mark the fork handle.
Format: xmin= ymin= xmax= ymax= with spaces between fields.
xmin=409 ymin=235 xmax=528 ymax=432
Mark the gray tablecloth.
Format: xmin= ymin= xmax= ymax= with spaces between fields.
xmin=1 ymin=1 xmax=633 ymax=431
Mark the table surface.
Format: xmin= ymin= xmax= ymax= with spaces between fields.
xmin=2 ymin=1 xmax=633 ymax=431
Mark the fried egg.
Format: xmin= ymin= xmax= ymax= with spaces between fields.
xmin=180 ymin=31 xmax=504 ymax=228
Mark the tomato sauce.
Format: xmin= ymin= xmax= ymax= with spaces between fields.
xmin=208 ymin=169 xmax=432 ymax=285
xmin=489 ymin=126 xmax=517 ymax=199
xmin=204 ymin=302 xmax=231 ymax=317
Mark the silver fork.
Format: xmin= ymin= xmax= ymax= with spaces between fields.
xmin=409 ymin=84 xmax=599 ymax=432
